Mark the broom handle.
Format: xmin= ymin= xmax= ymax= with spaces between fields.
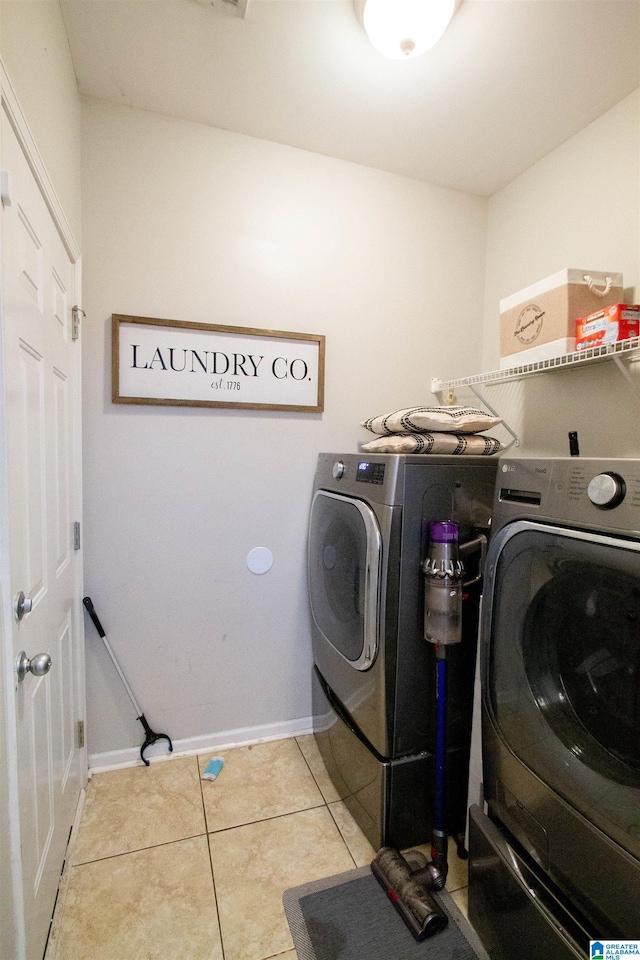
xmin=83 ymin=597 xmax=143 ymax=718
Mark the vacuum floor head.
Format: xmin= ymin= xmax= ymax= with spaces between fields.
xmin=371 ymin=848 xmax=448 ymax=941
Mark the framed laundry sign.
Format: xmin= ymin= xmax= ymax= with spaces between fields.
xmin=112 ymin=315 xmax=325 ymax=412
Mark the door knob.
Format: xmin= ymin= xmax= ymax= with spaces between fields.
xmin=16 ymin=651 xmax=52 ymax=683
xmin=14 ymin=591 xmax=33 ymax=622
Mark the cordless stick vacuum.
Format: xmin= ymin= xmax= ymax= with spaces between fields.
xmin=371 ymin=521 xmax=486 ymax=942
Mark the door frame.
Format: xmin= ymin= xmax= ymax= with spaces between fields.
xmin=0 ymin=58 xmax=85 ymax=960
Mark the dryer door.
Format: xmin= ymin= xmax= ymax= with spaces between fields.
xmin=308 ymin=490 xmax=381 ymax=671
xmin=484 ymin=521 xmax=640 ymax=863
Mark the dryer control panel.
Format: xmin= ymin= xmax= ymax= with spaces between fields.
xmin=355 ymin=461 xmax=386 ymax=485
xmin=315 ymin=453 xmax=403 ymax=505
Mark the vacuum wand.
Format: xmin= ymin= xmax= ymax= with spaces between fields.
xmin=371 ymin=520 xmax=487 ymax=940
xmin=422 ymin=520 xmax=464 ymax=872
xmin=83 ymin=596 xmax=173 ymax=766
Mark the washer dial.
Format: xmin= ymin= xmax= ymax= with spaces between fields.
xmin=332 ymin=460 xmax=345 ymax=480
xmin=587 ymin=472 xmax=626 ymax=509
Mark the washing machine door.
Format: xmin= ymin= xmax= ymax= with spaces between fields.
xmin=484 ymin=520 xmax=640 ymax=863
xmin=308 ymin=490 xmax=381 ymax=671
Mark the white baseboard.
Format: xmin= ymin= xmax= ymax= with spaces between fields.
xmin=88 ymin=715 xmax=315 ymax=774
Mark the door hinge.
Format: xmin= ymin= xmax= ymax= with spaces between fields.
xmin=77 ymin=720 xmax=85 ymax=749
xmin=73 ymin=521 xmax=81 ymax=551
xmin=72 ymin=306 xmax=85 ymax=341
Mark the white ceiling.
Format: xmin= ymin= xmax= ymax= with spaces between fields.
xmin=60 ymin=0 xmax=640 ymax=197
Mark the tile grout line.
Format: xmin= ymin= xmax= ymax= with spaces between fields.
xmin=197 ymin=754 xmax=227 ymax=960
xmin=326 ymin=803 xmax=359 ymax=870
xmin=293 ymin=735 xmax=330 ymax=805
xmin=72 ymin=830 xmax=210 ymax=867
xmin=294 ymin=737 xmax=359 ymax=870
xmin=195 ymin=752 xmax=213 ymax=835
xmin=206 ymin=801 xmax=331 ymax=836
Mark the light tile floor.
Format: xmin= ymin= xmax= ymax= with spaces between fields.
xmin=46 ymin=735 xmax=469 ymax=960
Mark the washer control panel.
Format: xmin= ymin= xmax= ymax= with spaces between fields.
xmin=495 ymin=458 xmax=640 ymax=537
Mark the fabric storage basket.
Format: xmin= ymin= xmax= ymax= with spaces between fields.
xmin=499 ymin=268 xmax=623 ymax=368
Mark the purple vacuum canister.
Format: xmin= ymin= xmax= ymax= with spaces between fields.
xmin=430 ymin=521 xmax=459 ymax=544
xmin=423 ymin=520 xmax=464 ymax=646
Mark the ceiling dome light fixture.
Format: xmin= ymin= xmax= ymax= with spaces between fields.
xmin=362 ymin=0 xmax=457 ymax=60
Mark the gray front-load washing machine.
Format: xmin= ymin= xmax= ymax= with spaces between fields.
xmin=469 ymin=457 xmax=640 ymax=960
xmin=308 ymin=453 xmax=497 ymax=850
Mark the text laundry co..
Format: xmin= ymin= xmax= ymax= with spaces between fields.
xmin=130 ymin=345 xmax=310 ymax=380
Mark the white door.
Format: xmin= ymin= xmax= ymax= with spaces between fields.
xmin=2 ymin=111 xmax=84 ymax=960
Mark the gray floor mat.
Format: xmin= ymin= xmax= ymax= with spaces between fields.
xmin=283 ymin=865 xmax=490 ymax=960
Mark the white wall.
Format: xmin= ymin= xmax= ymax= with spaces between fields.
xmin=81 ymin=98 xmax=489 ymax=761
xmin=474 ymin=89 xmax=640 ymax=458
xmin=0 ymin=3 xmax=81 ymax=954
xmin=1 ymin=1 xmax=81 ymax=241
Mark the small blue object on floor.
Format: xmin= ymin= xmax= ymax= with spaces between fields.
xmin=201 ymin=757 xmax=224 ymax=781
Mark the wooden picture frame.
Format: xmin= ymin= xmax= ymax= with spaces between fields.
xmin=112 ymin=314 xmax=325 ymax=412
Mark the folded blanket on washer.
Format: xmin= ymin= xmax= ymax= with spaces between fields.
xmin=360 ymin=432 xmax=502 ymax=455
xmin=362 ymin=406 xmax=501 ymax=436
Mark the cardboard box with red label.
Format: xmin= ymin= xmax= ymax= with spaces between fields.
xmin=499 ymin=268 xmax=624 ymax=368
xmin=575 ymin=304 xmax=640 ymax=352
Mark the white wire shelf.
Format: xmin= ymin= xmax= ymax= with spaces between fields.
xmin=431 ymin=336 xmax=640 ymax=395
